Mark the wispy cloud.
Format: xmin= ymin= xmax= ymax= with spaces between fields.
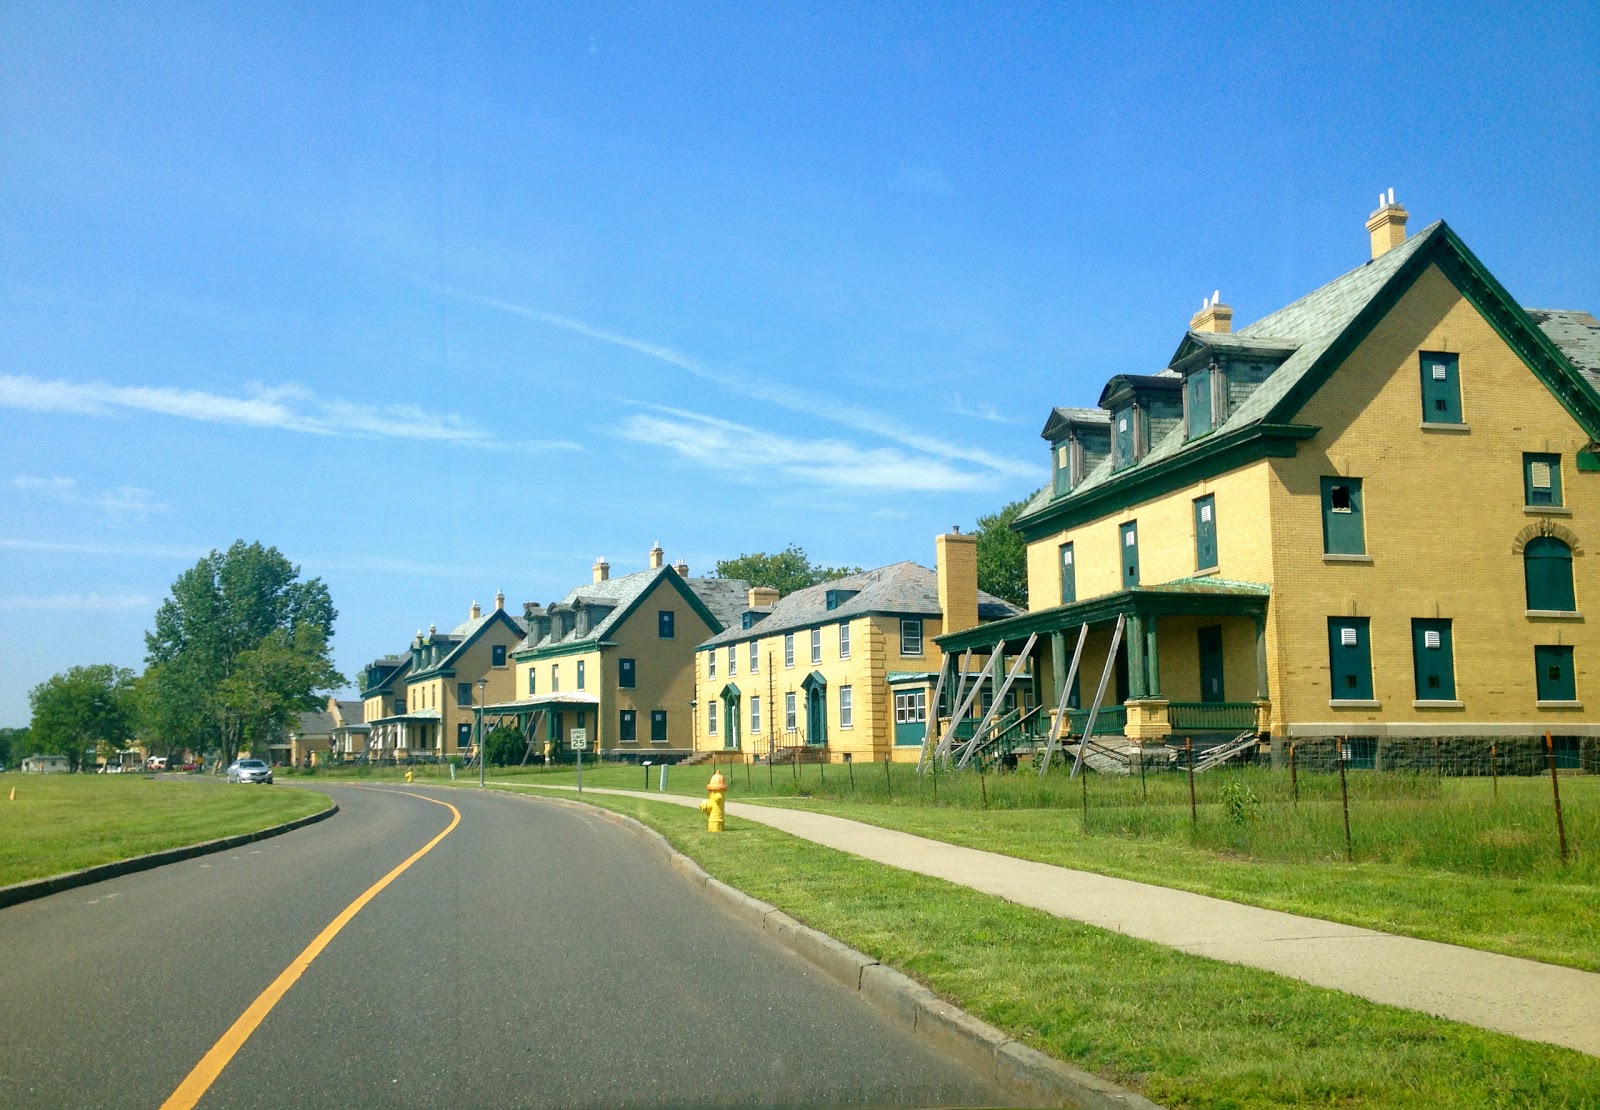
xmin=10 ymin=475 xmax=168 ymax=516
xmin=0 ymin=375 xmax=581 ymax=454
xmin=0 ymin=592 xmax=154 ymax=611
xmin=618 ymin=404 xmax=1000 ymax=493
xmin=0 ymin=537 xmax=210 ymax=560
xmin=947 ymin=394 xmax=1019 ymax=425
xmin=432 ymin=288 xmax=1037 ymax=483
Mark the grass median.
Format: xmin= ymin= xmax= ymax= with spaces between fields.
xmin=478 ymin=779 xmax=1600 ymax=1109
xmin=380 ymin=758 xmax=1598 ymax=971
xmin=0 ymin=774 xmax=331 ymax=887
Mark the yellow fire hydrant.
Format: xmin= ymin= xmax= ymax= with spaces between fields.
xmin=699 ymin=771 xmax=727 ymax=832
xmin=404 ymin=769 xmax=415 ymax=784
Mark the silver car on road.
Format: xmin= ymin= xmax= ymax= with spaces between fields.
xmin=226 ymin=758 xmax=274 ymax=784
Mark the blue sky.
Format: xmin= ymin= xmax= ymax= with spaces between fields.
xmin=3 ymin=2 xmax=1597 ymax=727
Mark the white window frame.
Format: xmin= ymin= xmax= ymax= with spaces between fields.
xmin=707 ymin=702 xmax=717 ymax=736
xmin=708 ymin=652 xmax=716 ymax=678
xmin=784 ymin=633 xmax=795 ymax=668
xmin=749 ymin=641 xmax=759 ymax=672
xmin=785 ymin=691 xmax=797 ymax=731
xmin=811 ymin=628 xmax=822 ymax=664
xmin=750 ymin=695 xmax=762 ymax=734
xmin=900 ymin=618 xmax=924 ymax=656
xmin=839 ymin=685 xmax=853 ymax=729
xmin=727 ymin=645 xmax=736 ymax=676
xmin=839 ymin=621 xmax=851 ymax=659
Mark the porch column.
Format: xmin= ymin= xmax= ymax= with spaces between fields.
xmin=1125 ymin=613 xmax=1147 ymax=699
xmin=1254 ymin=613 xmax=1270 ymax=699
xmin=1050 ymin=631 xmax=1067 ymax=708
xmin=1144 ymin=614 xmax=1161 ymax=698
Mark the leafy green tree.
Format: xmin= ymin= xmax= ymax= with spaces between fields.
xmin=714 ymin=545 xmax=862 ymax=596
xmin=974 ymin=497 xmax=1030 ymax=608
xmin=143 ymin=541 xmax=343 ymax=767
xmin=0 ymin=726 xmax=27 ymax=769
xmin=27 ymin=665 xmax=137 ymax=771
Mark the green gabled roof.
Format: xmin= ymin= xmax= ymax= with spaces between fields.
xmin=1016 ymin=220 xmax=1600 ymax=541
xmin=411 ymin=607 xmax=526 ymax=680
xmin=516 ymin=567 xmax=736 ymax=661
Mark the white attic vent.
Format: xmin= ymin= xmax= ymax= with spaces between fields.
xmin=1424 ymin=630 xmax=1442 ymax=649
xmin=1118 ymin=417 xmax=1128 ymax=432
xmin=1341 ymin=628 xmax=1358 ymax=647
xmin=1200 ymin=504 xmax=1213 ymax=523
xmin=1531 ymin=461 xmax=1553 ymax=489
xmin=1432 ymin=362 xmax=1448 ymax=381
xmin=1124 ymin=531 xmax=1137 ymax=548
xmin=1061 ymin=549 xmax=1073 ymax=565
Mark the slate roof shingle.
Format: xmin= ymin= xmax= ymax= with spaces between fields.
xmin=698 ymin=561 xmax=1022 ymax=648
xmin=516 ymin=567 xmax=749 ymax=652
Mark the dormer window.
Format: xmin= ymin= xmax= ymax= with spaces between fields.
xmin=1187 ymin=366 xmax=1213 ymax=439
xmin=1112 ymin=406 xmax=1136 ymax=470
xmin=824 ymin=589 xmax=858 ymax=611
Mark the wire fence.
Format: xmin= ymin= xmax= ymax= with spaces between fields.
xmin=727 ymin=736 xmax=1595 ymax=880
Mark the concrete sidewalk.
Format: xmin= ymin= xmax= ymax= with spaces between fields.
xmin=516 ymin=783 xmax=1600 ymax=1057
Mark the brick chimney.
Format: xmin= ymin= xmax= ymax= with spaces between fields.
xmin=592 ymin=557 xmax=610 ymax=584
xmin=649 ymin=541 xmax=664 ymax=569
xmin=1190 ymin=291 xmax=1232 ymax=333
xmin=469 ymin=600 xmax=481 ymax=620
xmin=935 ymin=527 xmax=979 ymax=636
xmin=673 ymin=558 xmax=689 ymax=578
xmin=748 ymin=586 xmax=779 ymax=608
xmin=1366 ymin=189 xmax=1408 ymax=258
xmin=494 ymin=590 xmax=505 ymax=611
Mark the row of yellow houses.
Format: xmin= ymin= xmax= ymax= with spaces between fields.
xmin=346 ymin=198 xmax=1600 ymax=769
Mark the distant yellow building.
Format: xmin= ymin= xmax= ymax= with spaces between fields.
xmin=941 ymin=197 xmax=1600 ymax=767
xmin=694 ymin=533 xmax=1022 ymax=763
xmin=362 ymin=593 xmax=525 ymax=762
xmin=485 ymin=544 xmax=747 ymax=762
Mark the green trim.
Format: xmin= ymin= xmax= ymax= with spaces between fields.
xmin=1015 ymin=423 xmax=1316 ymax=541
xmin=412 ymin=608 xmax=525 ymax=679
xmin=1577 ymin=448 xmax=1600 ymax=472
xmin=695 ymin=608 xmax=955 ymax=651
xmin=936 ymin=583 xmax=1269 ymax=653
xmin=514 ymin=638 xmax=618 ymax=662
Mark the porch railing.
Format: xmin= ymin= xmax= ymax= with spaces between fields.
xmin=1065 ymin=705 xmax=1127 ymax=736
xmin=1168 ymin=701 xmax=1257 ymax=731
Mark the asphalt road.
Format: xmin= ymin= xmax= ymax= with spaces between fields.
xmin=0 ymin=783 xmax=1006 ymax=1108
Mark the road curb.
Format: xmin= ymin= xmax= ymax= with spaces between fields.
xmin=526 ymin=792 xmax=1161 ymax=1110
xmin=0 ymin=802 xmax=340 ymax=910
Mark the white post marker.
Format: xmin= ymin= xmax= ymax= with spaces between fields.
xmin=571 ymin=728 xmax=588 ymax=792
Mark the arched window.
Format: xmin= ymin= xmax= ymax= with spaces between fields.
xmin=1524 ymin=536 xmax=1576 ymax=612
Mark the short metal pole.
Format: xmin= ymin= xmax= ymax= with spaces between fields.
xmin=660 ymin=763 xmax=668 ymax=792
xmin=847 ymin=754 xmax=855 ymax=792
xmin=884 ymin=755 xmax=891 ymax=798
xmin=1490 ymin=741 xmax=1498 ymax=798
xmin=1546 ymin=732 xmax=1569 ymax=865
xmin=1338 ymin=738 xmax=1352 ymax=863
xmin=1289 ymin=742 xmax=1298 ymax=805
xmin=979 ymin=768 xmax=988 ymax=809
xmin=1080 ymin=761 xmax=1088 ymax=833
xmin=1185 ymin=737 xmax=1197 ymax=830
xmin=576 ymin=743 xmax=583 ymax=794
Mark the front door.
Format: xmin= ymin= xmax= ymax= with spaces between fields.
xmin=1197 ymin=625 xmax=1225 ymax=703
xmin=806 ymin=685 xmax=827 ymax=746
xmin=722 ymin=690 xmax=741 ymax=750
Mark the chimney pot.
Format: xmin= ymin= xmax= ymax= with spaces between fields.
xmin=1190 ymin=295 xmax=1233 ymax=334
xmin=469 ymin=600 xmax=481 ymax=620
xmin=649 ymin=542 xmax=664 ymax=569
xmin=592 ymin=557 xmax=610 ymax=583
xmin=673 ymin=559 xmax=689 ymax=578
xmin=494 ymin=590 xmax=505 ymax=611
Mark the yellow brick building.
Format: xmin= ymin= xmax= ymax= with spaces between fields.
xmin=694 ymin=533 xmax=1022 ymax=763
xmin=361 ymin=593 xmax=526 ymax=762
xmin=485 ymin=544 xmax=748 ymax=761
xmin=941 ymin=198 xmax=1600 ymax=764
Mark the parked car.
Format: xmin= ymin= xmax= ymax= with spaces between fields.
xmin=225 ymin=759 xmax=273 ymax=784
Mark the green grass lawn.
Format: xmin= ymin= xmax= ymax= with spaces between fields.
xmin=0 ymin=774 xmax=331 ymax=887
xmin=476 ymin=780 xmax=1600 ymax=1109
xmin=377 ymin=758 xmax=1600 ymax=970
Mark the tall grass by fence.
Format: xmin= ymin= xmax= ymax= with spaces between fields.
xmin=720 ymin=743 xmax=1594 ymax=882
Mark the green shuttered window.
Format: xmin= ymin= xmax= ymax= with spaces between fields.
xmin=1120 ymin=522 xmax=1139 ymax=588
xmin=1523 ymin=454 xmax=1562 ymax=507
xmin=1535 ymin=645 xmax=1576 ymax=701
xmin=1321 ymin=477 xmax=1365 ymax=555
xmin=1327 ymin=617 xmax=1373 ymax=700
xmin=1410 ymin=619 xmax=1456 ymax=700
xmin=1193 ymin=494 xmax=1217 ymax=570
xmin=1420 ymin=352 xmax=1462 ymax=424
xmin=1525 ymin=537 xmax=1576 ymax=611
xmin=1059 ymin=542 xmax=1075 ymax=603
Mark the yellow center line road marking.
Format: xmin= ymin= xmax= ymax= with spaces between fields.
xmin=160 ymin=790 xmax=461 ymax=1110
